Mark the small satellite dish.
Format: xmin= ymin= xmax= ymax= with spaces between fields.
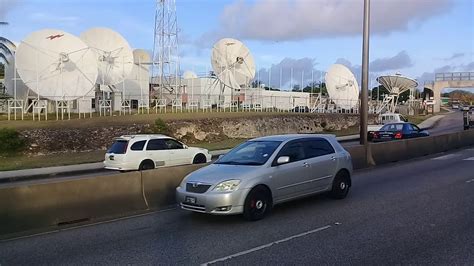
xmin=183 ymin=71 xmax=198 ymax=79
xmin=133 ymin=49 xmax=151 ymax=65
xmin=80 ymin=27 xmax=134 ymax=85
xmin=325 ymin=64 xmax=360 ymax=109
xmin=211 ymin=38 xmax=255 ymax=89
xmin=15 ymin=29 xmax=98 ymax=101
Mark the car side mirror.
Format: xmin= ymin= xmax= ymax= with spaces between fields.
xmin=276 ymin=156 xmax=290 ymax=165
xmin=183 ymin=145 xmax=188 ymax=149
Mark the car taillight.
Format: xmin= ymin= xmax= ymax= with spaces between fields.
xmin=394 ymin=132 xmax=403 ymax=139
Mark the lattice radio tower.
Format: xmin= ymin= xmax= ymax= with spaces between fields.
xmin=152 ymin=0 xmax=180 ymax=100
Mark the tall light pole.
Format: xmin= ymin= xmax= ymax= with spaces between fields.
xmin=360 ymin=0 xmax=370 ymax=160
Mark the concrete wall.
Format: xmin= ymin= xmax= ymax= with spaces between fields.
xmin=2 ymin=130 xmax=473 ymax=237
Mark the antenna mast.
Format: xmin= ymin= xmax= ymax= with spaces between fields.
xmin=152 ymin=0 xmax=180 ymax=101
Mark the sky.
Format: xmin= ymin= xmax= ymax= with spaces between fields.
xmin=1 ymin=0 xmax=473 ymax=91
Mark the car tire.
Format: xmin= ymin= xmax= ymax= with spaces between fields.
xmin=192 ymin=153 xmax=207 ymax=164
xmin=243 ymin=186 xmax=272 ymax=221
xmin=139 ymin=160 xmax=155 ymax=171
xmin=330 ymin=170 xmax=351 ymax=199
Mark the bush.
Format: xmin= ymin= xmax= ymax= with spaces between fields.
xmin=152 ymin=118 xmax=171 ymax=136
xmin=0 ymin=128 xmax=26 ymax=156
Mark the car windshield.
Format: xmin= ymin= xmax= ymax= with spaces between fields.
xmin=215 ymin=140 xmax=282 ymax=166
xmin=107 ymin=140 xmax=128 ymax=154
xmin=380 ymin=124 xmax=404 ymax=132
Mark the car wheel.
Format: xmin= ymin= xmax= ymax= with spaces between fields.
xmin=139 ymin=160 xmax=155 ymax=171
xmin=243 ymin=186 xmax=272 ymax=221
xmin=192 ymin=153 xmax=207 ymax=164
xmin=330 ymin=170 xmax=351 ymax=199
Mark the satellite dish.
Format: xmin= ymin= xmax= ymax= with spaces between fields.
xmin=211 ymin=38 xmax=255 ymax=90
xmin=133 ymin=49 xmax=151 ymax=64
xmin=376 ymin=74 xmax=418 ymax=95
xmin=183 ymin=70 xmax=198 ymax=79
xmin=80 ymin=27 xmax=134 ymax=85
xmin=15 ymin=29 xmax=98 ymax=101
xmin=325 ymin=64 xmax=360 ymax=109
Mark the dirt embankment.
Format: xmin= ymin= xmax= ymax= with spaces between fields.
xmin=20 ymin=114 xmax=367 ymax=155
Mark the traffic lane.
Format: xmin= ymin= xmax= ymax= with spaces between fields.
xmin=428 ymin=110 xmax=463 ymax=135
xmin=1 ymin=148 xmax=473 ymax=265
xmin=210 ymin=156 xmax=474 ymax=265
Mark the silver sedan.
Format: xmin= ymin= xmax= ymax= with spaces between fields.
xmin=176 ymin=134 xmax=353 ymax=220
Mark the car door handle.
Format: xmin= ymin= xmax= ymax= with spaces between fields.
xmin=331 ymin=156 xmax=336 ymax=161
xmin=303 ymin=162 xmax=310 ymax=168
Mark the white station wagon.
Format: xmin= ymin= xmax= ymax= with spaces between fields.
xmin=104 ymin=134 xmax=212 ymax=171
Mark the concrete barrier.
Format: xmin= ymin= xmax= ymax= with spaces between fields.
xmin=0 ymin=171 xmax=146 ymax=236
xmin=142 ymin=164 xmax=208 ymax=209
xmin=1 ymin=130 xmax=473 ymax=238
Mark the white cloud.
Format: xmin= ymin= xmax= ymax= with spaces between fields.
xmin=207 ymin=0 xmax=453 ymax=41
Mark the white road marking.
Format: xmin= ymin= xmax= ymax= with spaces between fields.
xmin=463 ymin=157 xmax=474 ymax=161
xmin=432 ymin=154 xmax=461 ymax=160
xmin=466 ymin=179 xmax=474 ymax=183
xmin=201 ymin=223 xmax=335 ymax=265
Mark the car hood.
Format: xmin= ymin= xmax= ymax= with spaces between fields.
xmin=184 ymin=163 xmax=260 ymax=184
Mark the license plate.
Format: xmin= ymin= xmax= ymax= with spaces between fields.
xmin=185 ymin=196 xmax=196 ymax=204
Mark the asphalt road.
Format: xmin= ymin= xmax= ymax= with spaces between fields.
xmin=343 ymin=110 xmax=464 ymax=147
xmin=1 ymin=147 xmax=473 ymax=265
xmin=428 ymin=110 xmax=464 ymax=135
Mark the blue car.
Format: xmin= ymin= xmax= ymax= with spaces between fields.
xmin=372 ymin=122 xmax=429 ymax=142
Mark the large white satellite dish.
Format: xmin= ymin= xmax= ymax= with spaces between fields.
xmin=325 ymin=64 xmax=360 ymax=109
xmin=211 ymin=38 xmax=255 ymax=90
xmin=15 ymin=29 xmax=98 ymax=101
xmin=80 ymin=27 xmax=134 ymax=85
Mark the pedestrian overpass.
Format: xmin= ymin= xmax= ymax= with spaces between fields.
xmin=424 ymin=72 xmax=474 ymax=112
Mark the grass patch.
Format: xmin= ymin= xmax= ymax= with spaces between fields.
xmin=407 ymin=114 xmax=434 ymax=125
xmin=194 ymin=138 xmax=248 ymax=151
xmin=0 ymin=150 xmax=106 ymax=171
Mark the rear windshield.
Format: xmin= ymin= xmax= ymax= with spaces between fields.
xmin=380 ymin=124 xmax=404 ymax=131
xmin=107 ymin=140 xmax=128 ymax=154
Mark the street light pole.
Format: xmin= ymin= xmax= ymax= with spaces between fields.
xmin=360 ymin=0 xmax=370 ymax=159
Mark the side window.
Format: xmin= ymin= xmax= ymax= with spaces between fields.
xmin=304 ymin=139 xmax=335 ymax=158
xmin=131 ymin=140 xmax=146 ymax=151
xmin=411 ymin=124 xmax=420 ymax=131
xmin=146 ymin=139 xmax=166 ymax=151
xmin=277 ymin=141 xmax=305 ymax=163
xmin=165 ymin=139 xmax=184 ymax=150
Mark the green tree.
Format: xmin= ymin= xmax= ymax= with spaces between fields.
xmin=292 ymin=84 xmax=301 ymax=92
xmin=371 ymin=85 xmax=390 ymax=100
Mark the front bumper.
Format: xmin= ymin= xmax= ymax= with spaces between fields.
xmin=103 ymin=161 xmax=137 ymax=171
xmin=176 ymin=186 xmax=250 ymax=215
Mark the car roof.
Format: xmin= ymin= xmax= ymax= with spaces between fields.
xmin=250 ymin=134 xmax=336 ymax=142
xmin=116 ymin=134 xmax=171 ymax=141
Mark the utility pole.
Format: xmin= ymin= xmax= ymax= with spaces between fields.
xmin=360 ymin=0 xmax=370 ymax=161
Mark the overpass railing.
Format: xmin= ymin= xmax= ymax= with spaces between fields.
xmin=435 ymin=72 xmax=474 ymax=81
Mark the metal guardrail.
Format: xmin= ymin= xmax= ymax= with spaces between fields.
xmin=435 ymin=72 xmax=474 ymax=82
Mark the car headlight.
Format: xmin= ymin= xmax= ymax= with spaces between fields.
xmin=213 ymin=180 xmax=241 ymax=192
